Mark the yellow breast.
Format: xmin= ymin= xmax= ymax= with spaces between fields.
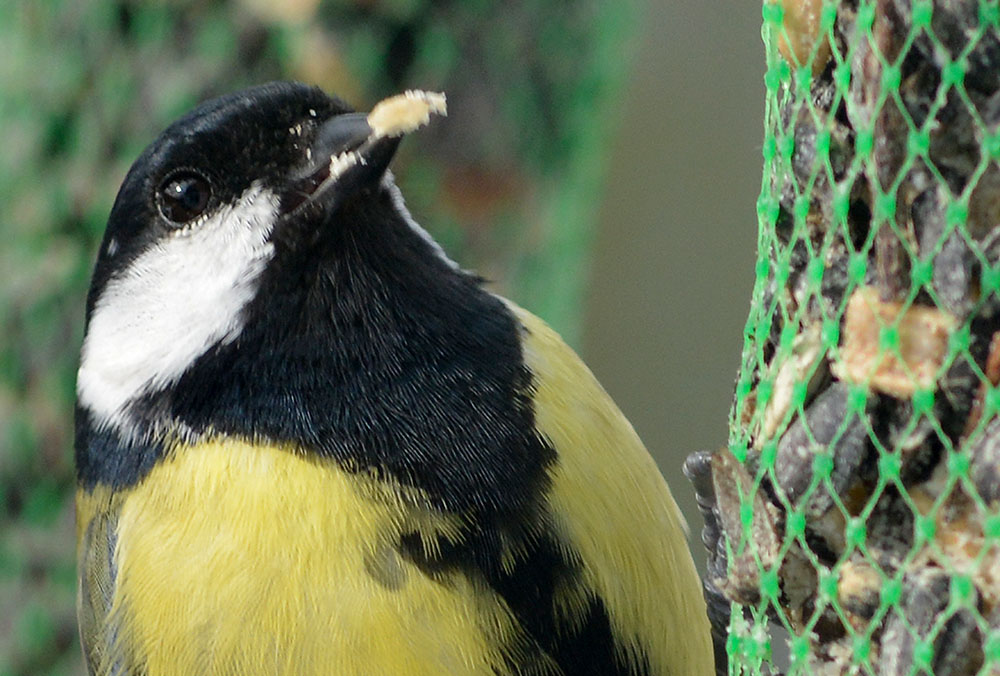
xmin=76 ymin=304 xmax=714 ymax=676
xmin=78 ymin=439 xmax=512 ymax=676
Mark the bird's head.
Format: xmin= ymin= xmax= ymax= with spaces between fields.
xmin=77 ymin=82 xmax=448 ymax=432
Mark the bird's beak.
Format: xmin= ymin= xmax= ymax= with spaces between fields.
xmin=283 ymin=91 xmax=446 ymax=215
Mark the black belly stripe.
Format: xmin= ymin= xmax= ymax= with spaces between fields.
xmin=401 ymin=521 xmax=648 ymax=676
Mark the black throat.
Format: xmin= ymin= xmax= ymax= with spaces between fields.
xmin=78 ymin=187 xmax=554 ymax=515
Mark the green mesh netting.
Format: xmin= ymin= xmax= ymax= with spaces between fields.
xmin=713 ymin=0 xmax=1000 ymax=673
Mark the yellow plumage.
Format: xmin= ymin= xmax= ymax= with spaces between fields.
xmin=512 ymin=306 xmax=712 ymax=674
xmin=77 ymin=306 xmax=712 ymax=676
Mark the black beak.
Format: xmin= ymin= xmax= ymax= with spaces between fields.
xmin=282 ymin=113 xmax=401 ymax=215
xmin=313 ymin=112 xmax=372 ymax=157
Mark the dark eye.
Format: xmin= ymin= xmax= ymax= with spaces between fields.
xmin=157 ymin=171 xmax=212 ymax=224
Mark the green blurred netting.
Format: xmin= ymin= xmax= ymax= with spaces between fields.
xmin=719 ymin=0 xmax=1000 ymax=673
xmin=0 ymin=1 xmax=637 ymax=673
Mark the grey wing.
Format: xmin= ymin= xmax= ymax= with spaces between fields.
xmin=77 ymin=504 xmax=143 ymax=676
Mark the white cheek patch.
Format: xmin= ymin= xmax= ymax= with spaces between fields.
xmin=77 ymin=183 xmax=280 ymax=429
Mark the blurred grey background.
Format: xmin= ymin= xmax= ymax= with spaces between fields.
xmin=585 ymin=1 xmax=762 ymax=568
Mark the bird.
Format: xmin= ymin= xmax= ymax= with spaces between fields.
xmin=74 ymin=81 xmax=713 ymax=676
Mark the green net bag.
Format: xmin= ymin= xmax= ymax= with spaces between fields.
xmin=687 ymin=0 xmax=1000 ymax=673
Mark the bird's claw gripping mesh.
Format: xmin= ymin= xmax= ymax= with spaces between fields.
xmin=691 ymin=1 xmax=1000 ymax=673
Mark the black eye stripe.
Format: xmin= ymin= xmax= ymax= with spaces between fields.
xmin=157 ymin=171 xmax=212 ymax=225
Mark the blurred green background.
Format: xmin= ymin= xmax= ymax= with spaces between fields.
xmin=0 ymin=0 xmax=761 ymax=673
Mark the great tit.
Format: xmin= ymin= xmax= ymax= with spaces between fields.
xmin=75 ymin=82 xmax=713 ymax=676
